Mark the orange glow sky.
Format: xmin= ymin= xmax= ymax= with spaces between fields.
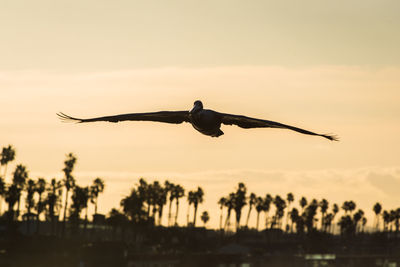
xmin=1 ymin=0 xmax=400 ymax=229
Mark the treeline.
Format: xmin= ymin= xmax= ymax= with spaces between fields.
xmin=0 ymin=145 xmax=398 ymax=237
xmin=0 ymin=145 xmax=104 ymax=236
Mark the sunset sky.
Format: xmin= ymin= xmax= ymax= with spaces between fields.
xmin=1 ymin=0 xmax=400 ymax=229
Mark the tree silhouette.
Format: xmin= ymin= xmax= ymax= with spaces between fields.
xmin=373 ymin=202 xmax=382 ymax=231
xmin=35 ymin=177 xmax=46 ymax=233
xmin=299 ymin=197 xmax=307 ymax=213
xmin=90 ymin=177 xmax=105 ymax=215
xmin=245 ymin=193 xmax=257 ymax=228
xmin=46 ymin=178 xmax=63 ymax=235
xmin=289 ymin=207 xmax=299 ymax=233
xmin=1 ymin=145 xmax=16 ymax=180
xmin=218 ymin=197 xmax=227 ymax=230
xmin=263 ymin=194 xmax=273 ymax=229
xmin=342 ymin=200 xmax=356 ymax=215
xmin=224 ymin=193 xmax=235 ymax=231
xmin=187 ymin=190 xmax=195 ymax=226
xmin=353 ymin=209 xmax=364 ymax=233
xmin=25 ymin=179 xmax=36 ymax=234
xmin=155 ymin=184 xmax=167 ymax=226
xmin=164 ymin=180 xmax=174 ymax=226
xmin=69 ymin=185 xmax=88 ymax=235
xmin=319 ymin=199 xmax=329 ymax=231
xmin=201 ymin=211 xmax=210 ymax=227
xmin=12 ymin=164 xmax=28 ymax=219
xmin=192 ymin=187 xmax=204 ymax=227
xmin=255 ymin=196 xmax=264 ymax=230
xmin=0 ymin=176 xmax=5 ymax=215
xmin=62 ymin=153 xmax=77 ymax=236
xmin=382 ymin=210 xmax=390 ymax=231
xmin=120 ymin=188 xmax=147 ymax=224
xmin=5 ymin=184 xmax=19 ymax=221
xmin=171 ymin=184 xmax=184 ymax=226
xmin=303 ymin=199 xmax=318 ymax=232
xmin=271 ymin=195 xmax=286 ymax=229
xmin=285 ymin=193 xmax=294 ymax=232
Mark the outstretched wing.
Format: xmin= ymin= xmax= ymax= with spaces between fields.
xmin=218 ymin=112 xmax=338 ymax=141
xmin=57 ymin=111 xmax=190 ymax=124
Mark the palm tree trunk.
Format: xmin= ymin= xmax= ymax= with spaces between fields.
xmin=219 ymin=208 xmax=223 ymax=230
xmin=36 ymin=195 xmax=42 ymax=234
xmin=95 ymin=197 xmax=98 ymax=214
xmin=186 ymin=204 xmax=190 ymax=226
xmin=168 ymin=200 xmax=173 ymax=226
xmin=256 ymin=211 xmax=260 ymax=230
xmin=85 ymin=207 xmax=88 ymax=234
xmin=193 ymin=204 xmax=198 ymax=227
xmin=17 ymin=197 xmax=21 ymax=220
xmin=174 ymin=200 xmax=179 ymax=226
xmin=285 ymin=204 xmax=291 ymax=231
xmin=62 ymin=189 xmax=69 ymax=237
xmin=245 ymin=206 xmax=252 ymax=227
xmin=224 ymin=210 xmax=231 ymax=230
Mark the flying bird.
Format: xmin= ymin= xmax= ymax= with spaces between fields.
xmin=57 ymin=100 xmax=338 ymax=141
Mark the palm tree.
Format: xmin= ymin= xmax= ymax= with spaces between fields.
xmin=61 ymin=153 xmax=77 ymax=236
xmin=271 ymin=195 xmax=286 ymax=229
xmin=155 ymin=184 xmax=167 ymax=225
xmin=361 ymin=217 xmax=367 ymax=232
xmin=342 ymin=200 xmax=356 ymax=215
xmin=319 ymin=199 xmax=329 ymax=231
xmin=218 ymin=197 xmax=227 ymax=230
xmin=394 ymin=208 xmax=400 ymax=233
xmin=69 ymin=185 xmax=88 ymax=235
xmin=25 ymin=179 xmax=36 ymax=234
xmin=121 ymin=188 xmax=142 ymax=223
xmin=35 ymin=178 xmax=46 ymax=224
xmin=224 ymin=193 xmax=235 ymax=231
xmin=255 ymin=196 xmax=264 ymax=230
xmin=285 ymin=193 xmax=294 ymax=231
xmin=187 ymin=190 xmax=195 ymax=226
xmin=46 ymin=178 xmax=63 ymax=235
xmin=90 ymin=177 xmax=105 ymax=215
xmin=382 ymin=210 xmax=390 ymax=231
xmin=0 ymin=176 xmax=5 ymax=215
xmin=5 ymin=184 xmax=19 ymax=221
xmin=137 ymin=178 xmax=150 ymax=218
xmin=373 ymin=202 xmax=382 ymax=231
xmin=331 ymin=203 xmax=339 ymax=234
xmin=172 ymin=184 xmax=184 ymax=226
xmin=263 ymin=194 xmax=273 ymax=228
xmin=303 ymin=199 xmax=318 ymax=232
xmin=1 ymin=145 xmax=16 ymax=180
xmin=289 ymin=207 xmax=299 ymax=233
xmin=201 ymin=211 xmax=210 ymax=227
xmin=232 ymin=183 xmax=247 ymax=231
xmin=192 ymin=187 xmax=204 ymax=227
xmin=12 ymin=164 xmax=28 ymax=219
xmin=164 ymin=180 xmax=174 ymax=226
xmin=245 ymin=193 xmax=257 ymax=228
xmin=299 ymin=197 xmax=307 ymax=213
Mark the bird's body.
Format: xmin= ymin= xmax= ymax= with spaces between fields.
xmin=57 ymin=100 xmax=338 ymax=141
xmin=189 ymin=109 xmax=224 ymax=137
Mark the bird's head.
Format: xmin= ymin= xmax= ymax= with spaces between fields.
xmin=190 ymin=100 xmax=203 ymax=114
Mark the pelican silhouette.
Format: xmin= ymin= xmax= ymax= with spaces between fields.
xmin=57 ymin=100 xmax=338 ymax=141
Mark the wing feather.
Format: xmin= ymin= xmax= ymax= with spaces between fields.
xmin=57 ymin=111 xmax=190 ymax=124
xmin=218 ymin=112 xmax=338 ymax=141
